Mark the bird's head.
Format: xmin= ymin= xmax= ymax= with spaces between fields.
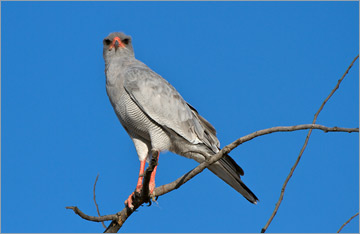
xmin=103 ymin=32 xmax=134 ymax=62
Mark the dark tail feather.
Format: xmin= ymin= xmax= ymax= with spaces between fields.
xmin=207 ymin=154 xmax=259 ymax=204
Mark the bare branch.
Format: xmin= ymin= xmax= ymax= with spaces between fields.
xmin=66 ymin=55 xmax=358 ymax=233
xmin=261 ymin=54 xmax=359 ymax=233
xmin=65 ymin=124 xmax=358 ymax=232
xmin=66 ymin=206 xmax=117 ymax=222
xmin=93 ymin=174 xmax=106 ymax=229
xmin=337 ymin=212 xmax=359 ymax=233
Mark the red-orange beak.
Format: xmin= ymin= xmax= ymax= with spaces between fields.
xmin=108 ymin=37 xmax=125 ymax=51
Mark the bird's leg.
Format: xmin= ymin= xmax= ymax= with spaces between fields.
xmin=136 ymin=160 xmax=146 ymax=192
xmin=125 ymin=160 xmax=146 ymax=209
xmin=149 ymin=150 xmax=159 ymax=198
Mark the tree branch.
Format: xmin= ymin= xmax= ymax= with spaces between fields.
xmin=66 ymin=206 xmax=117 ymax=222
xmin=93 ymin=174 xmax=106 ymax=229
xmin=65 ymin=124 xmax=358 ymax=232
xmin=337 ymin=212 xmax=359 ymax=233
xmin=155 ymin=124 xmax=358 ymax=198
xmin=66 ymin=55 xmax=359 ymax=233
xmin=260 ymin=54 xmax=359 ymax=233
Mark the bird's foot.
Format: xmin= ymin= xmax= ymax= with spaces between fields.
xmin=147 ymin=188 xmax=158 ymax=207
xmin=125 ymin=186 xmax=142 ymax=209
xmin=125 ymin=192 xmax=135 ymax=209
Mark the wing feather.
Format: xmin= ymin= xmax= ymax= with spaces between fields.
xmin=123 ymin=67 xmax=205 ymax=145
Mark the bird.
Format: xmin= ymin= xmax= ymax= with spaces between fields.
xmin=103 ymin=32 xmax=258 ymax=209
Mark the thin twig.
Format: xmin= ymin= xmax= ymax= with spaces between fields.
xmin=93 ymin=174 xmax=106 ymax=229
xmin=66 ymin=206 xmax=117 ymax=222
xmin=261 ymin=54 xmax=359 ymax=233
xmin=65 ymin=124 xmax=358 ymax=232
xmin=337 ymin=212 xmax=359 ymax=233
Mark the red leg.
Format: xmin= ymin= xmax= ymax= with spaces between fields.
xmin=149 ymin=151 xmax=159 ymax=195
xmin=125 ymin=160 xmax=146 ymax=209
xmin=135 ymin=160 xmax=146 ymax=192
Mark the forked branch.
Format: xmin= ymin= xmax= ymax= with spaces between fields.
xmin=66 ymin=124 xmax=358 ymax=232
xmin=66 ymin=55 xmax=359 ymax=233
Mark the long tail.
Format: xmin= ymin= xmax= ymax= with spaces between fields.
xmin=207 ymin=154 xmax=259 ymax=204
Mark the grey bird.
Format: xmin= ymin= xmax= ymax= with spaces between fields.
xmin=103 ymin=32 xmax=258 ymax=208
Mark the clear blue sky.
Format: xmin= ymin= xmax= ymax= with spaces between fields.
xmin=2 ymin=1 xmax=359 ymax=233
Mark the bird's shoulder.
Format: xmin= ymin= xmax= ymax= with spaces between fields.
xmin=123 ymin=64 xmax=173 ymax=92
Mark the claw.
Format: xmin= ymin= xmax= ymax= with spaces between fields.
xmin=147 ymin=200 xmax=152 ymax=207
xmin=125 ymin=192 xmax=135 ymax=209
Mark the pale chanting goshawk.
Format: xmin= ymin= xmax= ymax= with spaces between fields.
xmin=103 ymin=32 xmax=258 ymax=209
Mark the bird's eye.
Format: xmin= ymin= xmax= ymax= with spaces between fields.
xmin=122 ymin=38 xmax=130 ymax=45
xmin=103 ymin=39 xmax=111 ymax=46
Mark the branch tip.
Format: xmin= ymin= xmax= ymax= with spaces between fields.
xmin=260 ymin=54 xmax=359 ymax=233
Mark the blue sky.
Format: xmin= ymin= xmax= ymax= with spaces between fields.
xmin=2 ymin=1 xmax=359 ymax=233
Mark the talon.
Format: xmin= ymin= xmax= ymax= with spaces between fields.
xmin=125 ymin=192 xmax=135 ymax=209
xmin=147 ymin=200 xmax=152 ymax=207
xmin=150 ymin=194 xmax=159 ymax=206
